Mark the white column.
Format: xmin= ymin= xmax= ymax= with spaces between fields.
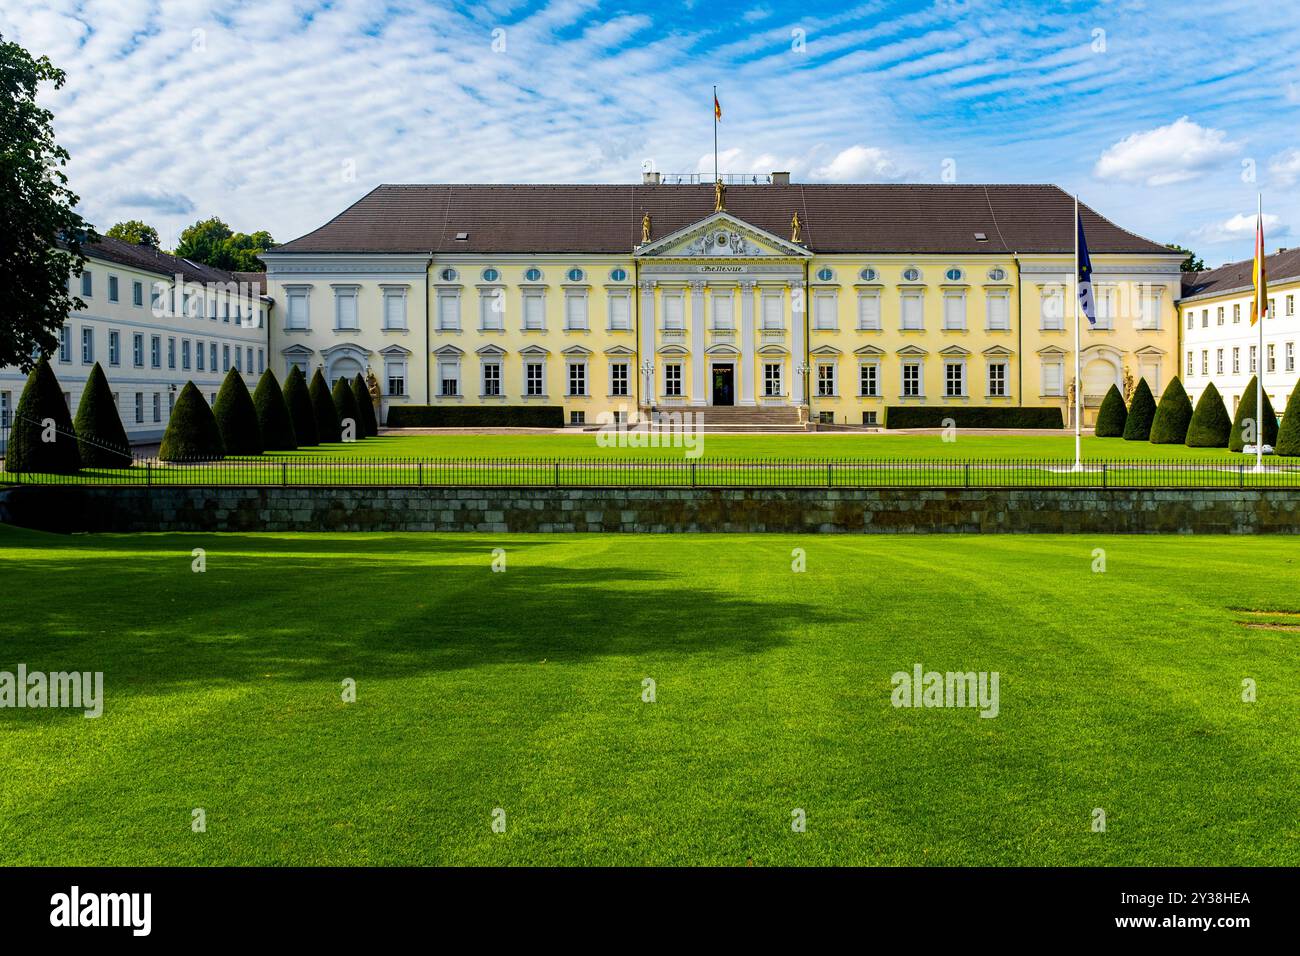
xmin=638 ymin=280 xmax=655 ymax=408
xmin=790 ymin=279 xmax=807 ymax=406
xmin=690 ymin=280 xmax=706 ymax=405
xmin=739 ymin=279 xmax=756 ymax=405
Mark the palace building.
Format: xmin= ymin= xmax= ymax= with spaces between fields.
xmin=260 ymin=176 xmax=1184 ymax=427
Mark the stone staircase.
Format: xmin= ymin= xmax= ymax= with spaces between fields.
xmin=647 ymin=405 xmax=809 ymax=432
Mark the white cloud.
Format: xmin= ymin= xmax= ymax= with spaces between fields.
xmin=810 ymin=145 xmax=907 ymax=182
xmin=1093 ymin=117 xmax=1242 ymax=186
xmin=1191 ymin=212 xmax=1287 ymax=245
xmin=741 ymin=5 xmax=772 ymax=22
xmin=1268 ymin=148 xmax=1300 ymax=186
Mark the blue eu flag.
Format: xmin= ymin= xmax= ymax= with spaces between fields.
xmin=1077 ymin=210 xmax=1096 ymax=326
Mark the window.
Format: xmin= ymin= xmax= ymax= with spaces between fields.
xmin=663 ymin=292 xmax=685 ymax=330
xmin=81 ymin=271 xmax=92 ymax=297
xmin=944 ymin=361 xmax=965 ymax=397
xmin=608 ymin=293 xmax=632 ymax=330
xmin=566 ymin=267 xmax=585 ymax=282
xmin=1201 ymin=309 xmax=1209 ymax=328
xmin=1186 ymin=310 xmax=1193 ymax=330
xmin=859 ymin=267 xmax=878 ymax=282
xmin=1233 ymin=303 xmax=1241 ymax=324
xmin=859 ymin=363 xmax=879 ymax=397
xmin=902 ymin=362 xmax=922 ymax=397
xmin=287 ymin=291 xmax=309 ymax=329
xmin=523 ymin=291 xmax=545 ymax=330
xmin=986 ymin=292 xmax=1010 ymax=330
xmin=1041 ymin=287 xmax=1064 ymax=330
xmin=1217 ymin=307 xmax=1225 ymax=325
xmin=816 ymin=363 xmax=836 ymax=397
xmin=664 ymin=363 xmax=682 ymax=397
xmin=247 ymin=347 xmax=253 ymax=373
xmin=135 ymin=393 xmax=144 ymax=424
xmin=150 ymin=284 xmax=163 ymax=314
xmin=1216 ymin=348 xmax=1224 ymax=375
xmin=1288 ymin=295 xmax=1295 ymax=317
xmin=813 ymin=293 xmax=837 ymax=330
xmin=988 ymin=267 xmax=1006 ymax=281
xmin=168 ymin=337 xmax=176 ymax=370
xmin=609 ymin=268 xmax=628 ymax=282
xmin=182 ymin=340 xmax=191 ymax=371
xmin=168 ymin=391 xmax=175 ymax=419
xmin=761 ymin=293 xmax=783 ymax=330
xmin=378 ymin=288 xmax=406 ymax=330
xmin=1269 ymin=298 xmax=1276 ymax=318
xmin=479 ymin=289 xmax=505 ymax=331
xmin=524 ymin=267 xmax=543 ymax=282
xmin=196 ymin=340 xmax=205 ymax=372
xmin=816 ymin=267 xmax=834 ymax=282
xmin=1094 ymin=286 xmax=1114 ymax=330
xmin=152 ymin=392 xmax=161 ymax=423
xmin=1187 ymin=351 xmax=1194 ymax=376
xmin=711 ymin=292 xmax=733 ymax=330
xmin=1139 ymin=287 xmax=1162 ymax=330
xmin=439 ymin=267 xmax=458 ymax=282
xmin=234 ymin=346 xmax=242 ymax=372
xmin=132 ymin=281 xmax=143 ymax=307
xmin=988 ymin=362 xmax=1007 ymax=397
xmin=570 ymin=411 xmax=586 ymax=426
xmin=526 ymin=362 xmax=545 ymax=396
xmin=223 ymin=301 xmax=230 ymax=323
xmin=108 ymin=275 xmax=119 ymax=302
xmin=1232 ymin=347 xmax=1240 ymax=374
xmin=0 ymin=390 xmax=9 ymax=428
xmin=902 ymin=267 xmax=921 ymax=282
xmin=481 ymin=268 xmax=500 ymax=283
xmin=901 ymin=292 xmax=923 ymax=330
xmin=108 ymin=330 xmax=120 ymax=367
xmin=438 ymin=359 xmax=460 ymax=397
xmin=564 ymin=292 xmax=589 ymax=330
xmin=81 ymin=327 xmax=93 ymax=364
xmin=335 ymin=288 xmax=359 ymax=330
xmin=437 ymin=291 xmax=461 ymax=331
xmin=1287 ymin=342 xmax=1295 ymax=373
xmin=944 ymin=267 xmax=963 ymax=282
xmin=857 ymin=292 xmax=882 ymax=331
xmin=482 ymin=362 xmax=502 ymax=397
xmin=1267 ymin=343 xmax=1275 ymax=373
xmin=1042 ymin=361 xmax=1064 ymax=396
xmin=610 ymin=362 xmax=629 ymax=396
xmin=763 ymin=363 xmax=782 ymax=397
xmin=1203 ymin=350 xmax=1210 ymax=375
xmin=150 ymin=336 xmax=161 ymax=368
xmin=942 ymin=293 xmax=966 ymax=331
xmin=58 ymin=325 xmax=71 ymax=362
xmin=258 ymin=349 xmax=264 ymax=373
xmin=1249 ymin=345 xmax=1257 ymax=373
xmin=567 ymin=362 xmax=587 ymax=396
xmin=132 ymin=333 xmax=144 ymax=367
xmin=385 ymin=359 xmax=407 ymax=396
xmin=223 ymin=344 xmax=230 ymax=372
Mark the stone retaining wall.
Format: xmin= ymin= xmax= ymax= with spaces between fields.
xmin=3 ymin=485 xmax=1299 ymax=534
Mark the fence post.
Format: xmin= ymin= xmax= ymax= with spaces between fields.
xmin=282 ymin=461 xmax=288 ymax=486
xmin=146 ymin=460 xmax=152 ymax=487
xmin=964 ymin=463 xmax=970 ymax=488
xmin=554 ymin=461 xmax=561 ymax=487
xmin=690 ymin=461 xmax=697 ymax=486
xmin=827 ymin=461 xmax=833 ymax=488
xmin=1101 ymin=463 xmax=1107 ymax=489
xmin=1239 ymin=462 xmax=1244 ymax=488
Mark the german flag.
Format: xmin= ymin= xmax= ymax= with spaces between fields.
xmin=714 ymin=92 xmax=721 ymax=122
xmin=1251 ymin=207 xmax=1267 ymax=325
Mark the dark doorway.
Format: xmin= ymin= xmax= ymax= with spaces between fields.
xmin=711 ymin=364 xmax=735 ymax=406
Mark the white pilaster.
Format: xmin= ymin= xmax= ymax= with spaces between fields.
xmin=791 ymin=279 xmax=807 ymax=406
xmin=739 ymin=279 xmax=756 ymax=405
xmin=639 ymin=279 xmax=655 ymax=407
xmin=690 ymin=280 xmax=706 ymax=405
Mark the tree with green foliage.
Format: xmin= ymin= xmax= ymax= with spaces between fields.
xmin=0 ymin=35 xmax=91 ymax=372
xmin=3 ymin=357 xmax=79 ymax=473
xmin=332 ymin=376 xmax=363 ymax=440
xmin=73 ymin=362 xmax=131 ymax=466
xmin=282 ymin=366 xmax=318 ymax=446
xmin=1149 ymin=376 xmax=1194 ymax=444
xmin=1276 ymin=382 xmax=1300 ymax=457
xmin=1165 ymin=243 xmax=1205 ymax=273
xmin=105 ymin=220 xmax=159 ymax=247
xmin=212 ymin=368 xmax=262 ymax=455
xmin=159 ymin=382 xmax=224 ymax=461
xmin=1122 ymin=378 xmax=1157 ymax=441
xmin=173 ymin=217 xmax=275 ymax=272
xmin=252 ymin=370 xmax=296 ymax=450
xmin=1229 ymin=376 xmax=1279 ymax=451
xmin=351 ymin=373 xmax=379 ymax=437
xmin=309 ymin=368 xmax=341 ymax=443
xmin=1093 ymin=384 xmax=1127 ymax=437
xmin=1185 ymin=383 xmax=1231 ymax=448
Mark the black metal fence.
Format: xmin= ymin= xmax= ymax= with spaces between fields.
xmin=3 ymin=456 xmax=1300 ymax=488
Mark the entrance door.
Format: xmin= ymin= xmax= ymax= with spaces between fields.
xmin=711 ymin=364 xmax=735 ymax=406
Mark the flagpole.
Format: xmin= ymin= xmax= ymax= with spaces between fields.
xmin=1256 ymin=192 xmax=1265 ymax=473
xmin=1073 ymin=194 xmax=1082 ymax=471
xmin=713 ymin=85 xmax=718 ymax=185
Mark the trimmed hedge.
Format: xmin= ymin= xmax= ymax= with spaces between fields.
xmin=213 ymin=368 xmax=263 ymax=455
xmin=1186 ymin=382 xmax=1231 ymax=448
xmin=1277 ymin=380 xmax=1300 ymax=457
xmin=253 ymin=369 xmax=297 ymax=450
xmin=74 ymin=362 xmax=132 ymax=467
xmin=1230 ymin=376 xmax=1279 ymax=451
xmin=332 ymin=376 xmax=363 ymax=440
xmin=4 ymin=357 xmax=80 ymax=474
xmin=883 ymin=406 xmax=1063 ymax=430
xmin=1149 ymin=376 xmax=1194 ymax=444
xmin=385 ymin=405 xmax=566 ymax=428
xmin=352 ymin=374 xmax=379 ymax=437
xmin=283 ymin=366 xmax=318 ymax=447
xmin=309 ymin=368 xmax=341 ymax=443
xmin=1122 ymin=378 xmax=1156 ymax=441
xmin=159 ymin=382 xmax=225 ymax=461
xmin=1093 ymin=385 xmax=1127 ymax=438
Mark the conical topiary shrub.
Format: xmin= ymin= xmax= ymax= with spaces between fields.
xmin=252 ymin=369 xmax=297 ymax=450
xmin=351 ymin=373 xmax=379 ymax=437
xmin=309 ymin=368 xmax=341 ymax=444
xmin=74 ymin=362 xmax=132 ymax=467
xmin=1186 ymin=382 xmax=1231 ymax=448
xmin=283 ymin=366 xmax=318 ymax=447
xmin=159 ymin=382 xmax=225 ymax=461
xmin=1149 ymin=376 xmax=1194 ymax=444
xmin=4 ymin=357 xmax=80 ymax=474
xmin=1276 ymin=380 xmax=1300 ymax=457
xmin=1229 ymin=375 xmax=1280 ymax=451
xmin=1122 ymin=378 xmax=1156 ymax=441
xmin=213 ymin=368 xmax=263 ymax=455
xmin=332 ymin=376 xmax=363 ymax=440
xmin=1093 ymin=384 xmax=1127 ymax=437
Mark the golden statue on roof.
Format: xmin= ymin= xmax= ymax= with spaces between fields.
xmin=641 ymin=212 xmax=652 ymax=244
xmin=791 ymin=211 xmax=802 ymax=244
xmin=713 ymin=178 xmax=726 ymax=212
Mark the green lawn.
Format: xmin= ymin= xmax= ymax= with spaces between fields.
xmin=0 ymin=525 xmax=1295 ymax=866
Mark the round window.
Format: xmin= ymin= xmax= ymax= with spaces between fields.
xmin=945 ymin=267 xmax=963 ymax=282
xmin=482 ymin=267 xmax=500 ymax=282
xmin=903 ymin=267 xmax=921 ymax=282
xmin=524 ymin=267 xmax=542 ymax=282
xmin=816 ymin=267 xmax=834 ymax=282
xmin=859 ymin=267 xmax=878 ymax=282
xmin=440 ymin=267 xmax=458 ymax=282
xmin=988 ymin=267 xmax=1006 ymax=281
xmin=610 ymin=268 xmax=628 ymax=282
xmin=567 ymin=267 xmax=585 ymax=282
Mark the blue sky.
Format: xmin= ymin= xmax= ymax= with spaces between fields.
xmin=4 ymin=0 xmax=1298 ymax=265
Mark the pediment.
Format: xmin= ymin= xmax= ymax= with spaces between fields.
xmin=635 ymin=211 xmax=810 ymax=260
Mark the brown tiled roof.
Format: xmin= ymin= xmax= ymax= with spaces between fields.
xmin=82 ymin=235 xmax=244 ymax=285
xmin=1181 ymin=247 xmax=1300 ymax=300
xmin=272 ymin=183 xmax=1175 ymax=257
xmin=233 ymin=271 xmax=268 ymax=294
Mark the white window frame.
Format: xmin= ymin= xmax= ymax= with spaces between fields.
xmin=1042 ymin=360 xmax=1064 ymax=397
xmin=385 ymin=359 xmax=407 ymax=397
xmin=609 ymin=361 xmax=630 ymax=397
xmin=857 ymin=291 xmax=882 ymax=331
xmin=900 ymin=291 xmax=924 ymax=331
xmin=383 ymin=287 xmax=409 ymax=331
xmin=711 ymin=291 xmax=734 ymax=330
xmin=286 ymin=289 xmax=311 ymax=330
xmin=901 ymin=361 xmax=923 ymax=398
xmin=944 ymin=360 xmax=966 ymax=397
xmin=815 ymin=361 xmax=837 ymax=397
xmin=760 ymin=293 xmax=784 ymax=331
xmin=942 ymin=292 xmax=966 ymax=331
xmin=481 ymin=361 xmax=502 ymax=397
xmin=437 ymin=290 xmax=461 ymax=332
xmin=608 ymin=292 xmax=632 ymax=331
xmin=763 ymin=362 xmax=783 ymax=397
xmin=564 ymin=291 xmax=589 ymax=331
xmin=523 ymin=291 xmax=546 ymax=331
xmin=1040 ymin=286 xmax=1064 ymax=331
xmin=813 ymin=291 xmax=838 ymax=331
xmin=664 ymin=363 xmax=683 ymax=397
xmin=987 ymin=361 xmax=1007 ymax=397
xmin=662 ymin=291 xmax=685 ymax=331
xmin=858 ymin=361 xmax=880 ymax=397
xmin=567 ymin=361 xmax=588 ymax=397
xmin=479 ymin=288 xmax=505 ymax=331
xmin=437 ymin=357 xmax=461 ymax=397
xmin=985 ymin=291 xmax=1010 ymax=331
xmin=525 ymin=361 xmax=546 ymax=397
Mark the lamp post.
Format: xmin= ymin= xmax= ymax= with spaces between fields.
xmin=639 ymin=360 xmax=654 ymax=417
xmin=797 ymin=363 xmax=811 ymax=405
